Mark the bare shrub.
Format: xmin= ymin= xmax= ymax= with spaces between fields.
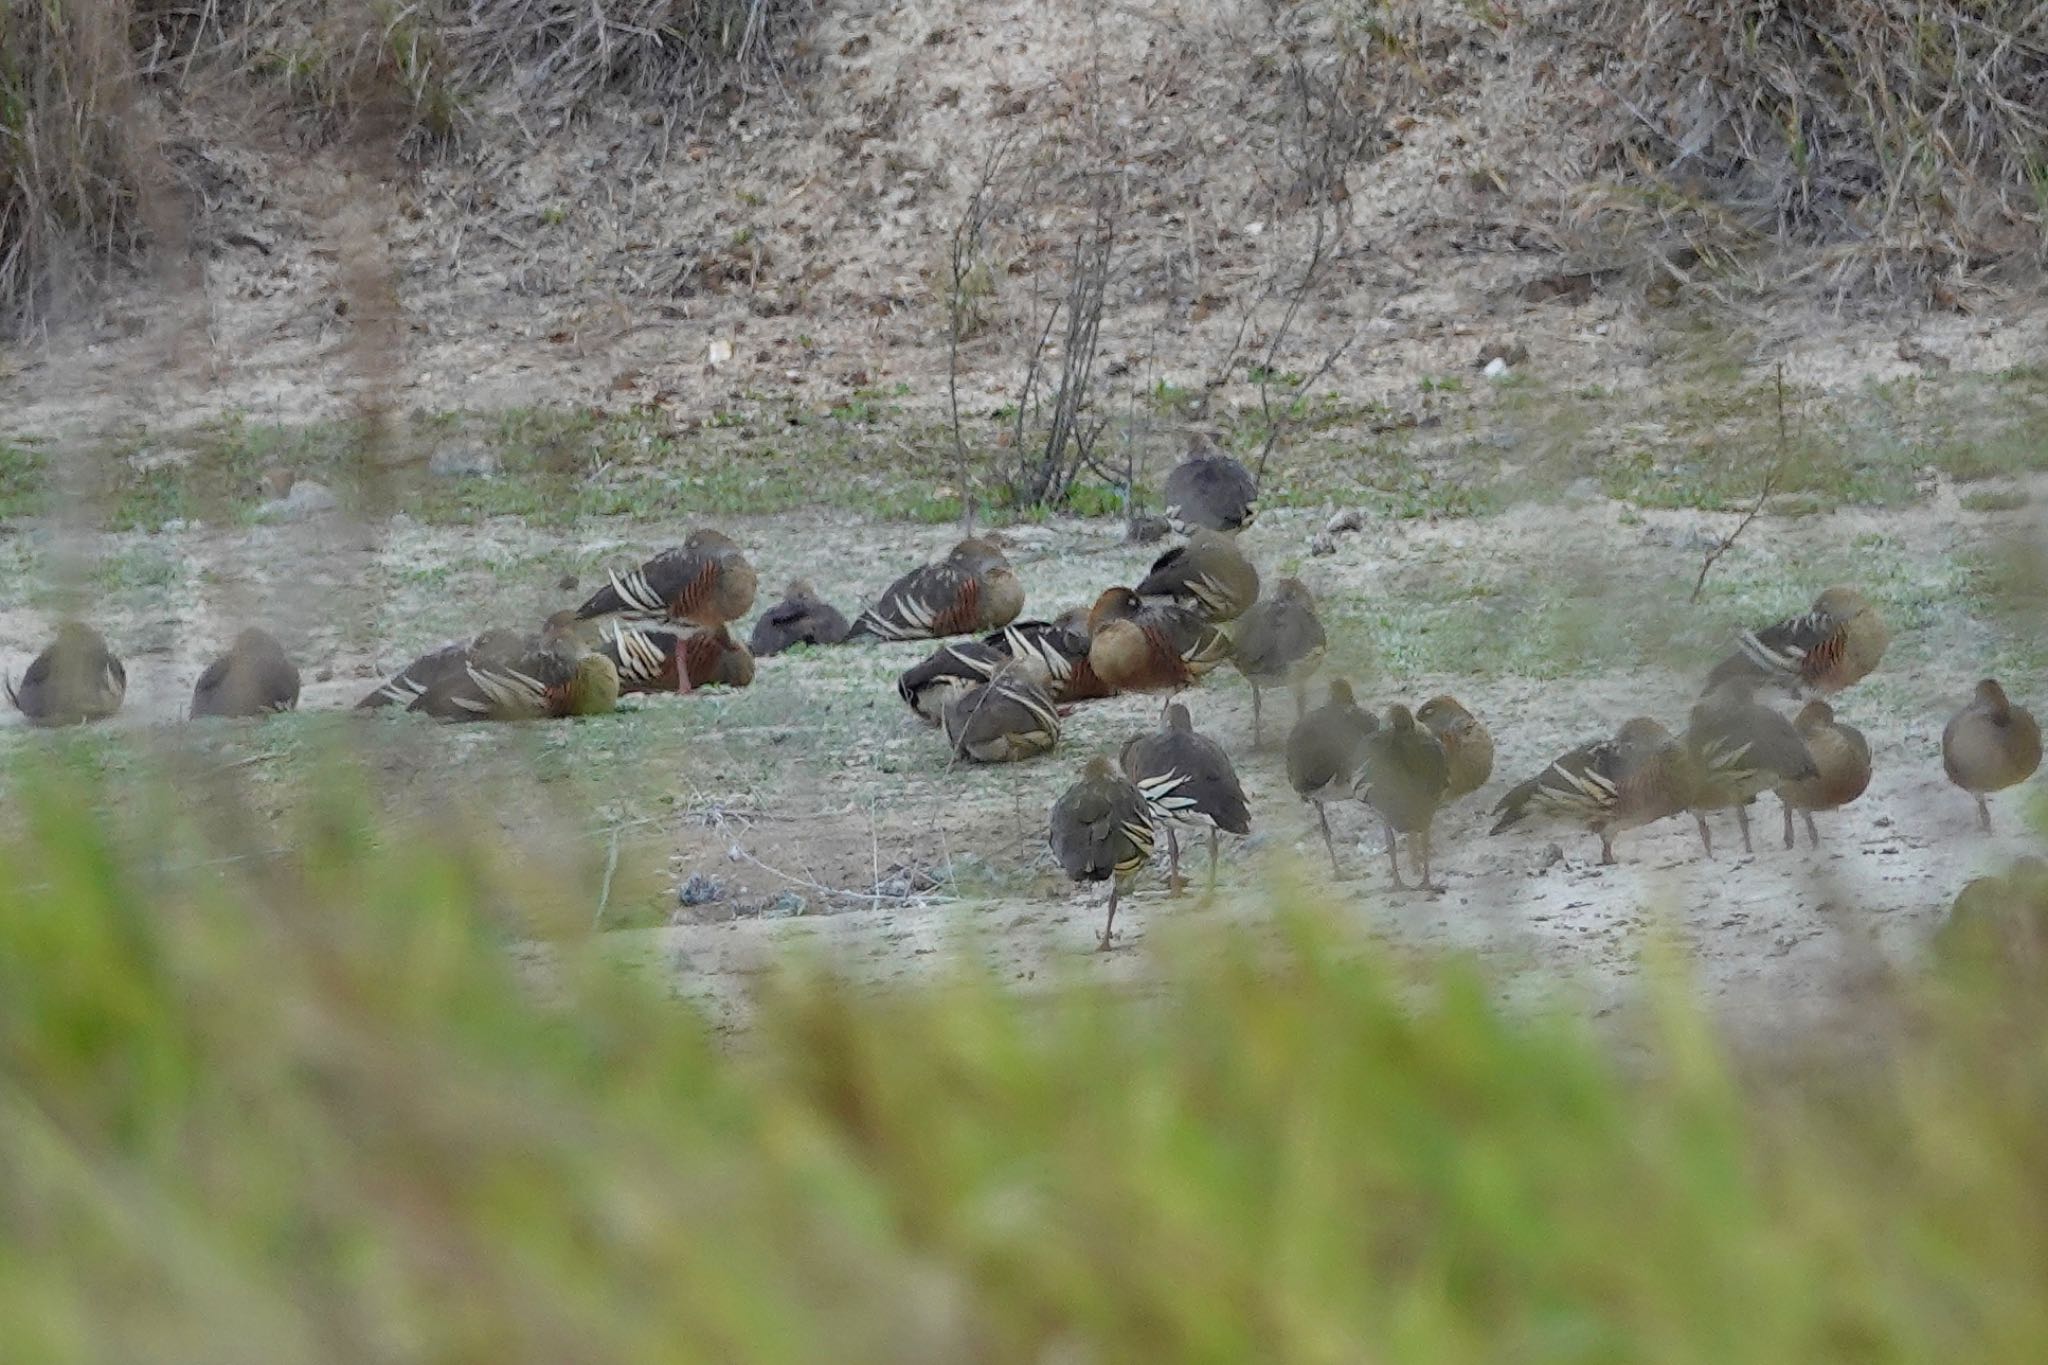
xmin=1577 ymin=0 xmax=2048 ymax=287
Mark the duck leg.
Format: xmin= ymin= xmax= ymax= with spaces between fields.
xmin=1206 ymin=826 xmax=1220 ymax=895
xmin=1384 ymin=820 xmax=1408 ymax=891
xmin=1977 ymin=793 xmax=1993 ymax=832
xmin=1803 ymin=810 xmax=1820 ymax=848
xmin=1781 ymin=798 xmax=1796 ymax=850
xmin=1098 ymin=884 xmax=1121 ymax=952
xmin=1735 ymin=803 xmax=1754 ymax=855
xmin=1418 ymin=826 xmax=1443 ymax=893
xmin=1693 ymin=812 xmax=1715 ymax=859
xmin=1165 ymin=826 xmax=1186 ymax=897
xmin=1314 ymin=800 xmax=1342 ymax=876
xmin=1598 ymin=830 xmax=1617 ymax=865
xmin=1251 ymin=685 xmax=1265 ymax=749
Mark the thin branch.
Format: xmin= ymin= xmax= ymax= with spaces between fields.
xmin=1691 ymin=362 xmax=1788 ymax=604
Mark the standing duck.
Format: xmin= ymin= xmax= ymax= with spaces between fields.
xmin=897 ymin=639 xmax=1006 ymax=726
xmin=984 ymin=614 xmax=1115 ymax=703
xmin=847 ymin=536 xmax=1025 ymax=642
xmin=944 ymin=660 xmax=1061 ymax=764
xmin=1775 ymin=701 xmax=1871 ymax=847
xmin=190 ymin=628 xmax=301 ymax=719
xmin=1049 ymin=755 xmax=1155 ymax=951
xmin=748 ymin=579 xmax=850 ymax=656
xmin=575 ymin=529 xmax=759 ymax=629
xmin=1164 ymin=444 xmax=1258 ymax=534
xmin=1231 ymin=578 xmax=1327 ymax=747
xmin=600 ymin=623 xmax=755 ymax=694
xmin=1085 ymin=588 xmax=1232 ymax=699
xmin=6 ymin=622 xmax=125 ymax=727
xmin=1416 ymin=695 xmax=1494 ymax=805
xmin=1490 ymin=718 xmax=1697 ymax=865
xmin=1705 ymin=586 xmax=1888 ymax=697
xmin=1119 ymin=704 xmax=1251 ymax=894
xmin=411 ymin=637 xmax=619 ymax=722
xmin=1944 ymin=679 xmax=2042 ymax=831
xmin=1686 ymin=679 xmax=1819 ymax=856
xmin=1356 ymin=704 xmax=1450 ymax=892
xmin=357 ymin=627 xmax=526 ymax=710
xmin=1135 ymin=530 xmax=1260 ymax=622
xmin=1286 ymin=678 xmax=1377 ymax=874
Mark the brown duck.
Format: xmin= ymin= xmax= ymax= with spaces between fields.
xmin=848 ymin=537 xmax=1025 ymax=642
xmin=600 ymin=623 xmax=755 ymax=694
xmin=1416 ymin=695 xmax=1493 ymax=804
xmin=1686 ymin=679 xmax=1819 ymax=856
xmin=1355 ymin=704 xmax=1450 ymax=892
xmin=1286 ymin=678 xmax=1377 ymax=874
xmin=1775 ymin=701 xmax=1871 ymax=847
xmin=944 ymin=660 xmax=1061 ymax=764
xmin=897 ymin=639 xmax=1006 ymax=726
xmin=984 ymin=615 xmax=1115 ymax=703
xmin=411 ymin=637 xmax=619 ymax=722
xmin=190 ymin=628 xmax=301 ymax=719
xmin=575 ymin=529 xmax=759 ymax=628
xmin=1086 ymin=588 xmax=1232 ymax=698
xmin=6 ymin=621 xmax=125 ymax=727
xmin=1120 ymin=703 xmax=1251 ymax=894
xmin=1705 ymin=586 xmax=1888 ymax=697
xmin=1229 ymin=577 xmax=1327 ymax=746
xmin=1049 ymin=755 xmax=1156 ymax=951
xmin=749 ymin=579 xmax=850 ymax=656
xmin=1135 ymin=529 xmax=1260 ymax=622
xmin=357 ymin=627 xmax=527 ymax=710
xmin=1944 ymin=679 xmax=2042 ymax=831
xmin=1490 ymin=718 xmax=1696 ymax=865
xmin=1163 ymin=446 xmax=1258 ymax=535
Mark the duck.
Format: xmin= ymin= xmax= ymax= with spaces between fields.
xmin=1356 ymin=704 xmax=1451 ymax=891
xmin=410 ymin=636 xmax=619 ymax=722
xmin=1686 ymin=678 xmax=1819 ymax=856
xmin=1415 ymin=695 xmax=1493 ymax=805
xmin=1490 ymin=718 xmax=1696 ymax=865
xmin=357 ymin=627 xmax=528 ymax=710
xmin=1229 ymin=577 xmax=1327 ymax=746
xmin=1937 ymin=856 xmax=2048 ymax=974
xmin=1774 ymin=700 xmax=1871 ymax=847
xmin=748 ymin=579 xmax=850 ymax=655
xmin=897 ymin=639 xmax=1006 ymax=726
xmin=984 ymin=614 xmax=1115 ymax=703
xmin=1119 ymin=703 xmax=1251 ymax=895
xmin=1163 ymin=444 xmax=1258 ymax=534
xmin=1705 ymin=586 xmax=1888 ymax=697
xmin=943 ymin=660 xmax=1061 ymax=764
xmin=1285 ymin=678 xmax=1377 ymax=874
xmin=574 ymin=529 xmax=758 ymax=629
xmin=1135 ymin=529 xmax=1260 ymax=622
xmin=6 ymin=621 xmax=125 ymax=726
xmin=1943 ymin=679 xmax=2042 ymax=831
xmin=599 ymin=622 xmax=755 ymax=694
xmin=190 ymin=628 xmax=301 ymax=718
xmin=1049 ymin=755 xmax=1156 ymax=951
xmin=847 ymin=536 xmax=1026 ymax=642
xmin=1085 ymin=588 xmax=1232 ymax=698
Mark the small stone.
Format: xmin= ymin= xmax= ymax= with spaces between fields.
xmin=556 ymin=572 xmax=579 ymax=592
xmin=1476 ymin=340 xmax=1529 ymax=368
xmin=256 ymin=479 xmax=338 ymax=523
xmin=314 ymin=666 xmax=334 ymax=682
xmin=1309 ymin=532 xmax=1337 ymax=557
xmin=1482 ymin=356 xmax=1510 ymax=380
xmin=677 ymin=872 xmax=728 ymax=907
xmin=1325 ymin=507 xmax=1365 ymax=535
xmin=1125 ymin=514 xmax=1170 ymax=544
xmin=763 ymin=891 xmax=807 ymax=918
xmin=1539 ymin=843 xmax=1564 ymax=870
xmin=428 ymin=444 xmax=500 ymax=478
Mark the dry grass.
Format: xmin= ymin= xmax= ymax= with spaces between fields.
xmin=1573 ymin=0 xmax=2048 ymax=290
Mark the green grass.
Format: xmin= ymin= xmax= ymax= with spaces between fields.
xmin=5 ymin=754 xmax=2048 ymax=1359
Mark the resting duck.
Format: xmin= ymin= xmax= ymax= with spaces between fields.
xmin=190 ymin=628 xmax=301 ymax=718
xmin=1230 ymin=577 xmax=1327 ymax=746
xmin=1686 ymin=678 xmax=1818 ymax=856
xmin=1119 ymin=703 xmax=1250 ymax=895
xmin=1415 ymin=695 xmax=1493 ymax=805
xmin=1163 ymin=445 xmax=1258 ymax=534
xmin=1705 ymin=586 xmax=1888 ymax=697
xmin=575 ymin=529 xmax=758 ymax=629
xmin=1135 ymin=530 xmax=1260 ymax=622
xmin=897 ymin=640 xmax=1006 ymax=726
xmin=410 ymin=634 xmax=619 ymax=722
xmin=1286 ymin=678 xmax=1378 ymax=874
xmin=6 ymin=621 xmax=125 ymax=726
xmin=357 ymin=628 xmax=527 ymax=709
xmin=1085 ymin=588 xmax=1231 ymax=698
xmin=943 ymin=660 xmax=1061 ymax=764
xmin=600 ymin=623 xmax=755 ymax=694
xmin=1049 ymin=755 xmax=1155 ymax=951
xmin=1775 ymin=700 xmax=1871 ymax=847
xmin=1944 ymin=679 xmax=2041 ymax=831
xmin=1490 ymin=717 xmax=1696 ymax=865
xmin=848 ymin=536 xmax=1025 ymax=642
xmin=749 ymin=579 xmax=850 ymax=655
xmin=984 ymin=615 xmax=1115 ymax=703
xmin=1355 ymin=704 xmax=1450 ymax=892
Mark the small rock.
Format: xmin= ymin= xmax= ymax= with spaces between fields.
xmin=1125 ymin=514 xmax=1170 ymax=544
xmin=1325 ymin=507 xmax=1365 ymax=536
xmin=677 ymin=872 xmax=727 ymax=907
xmin=256 ymin=466 xmax=296 ymax=499
xmin=314 ymin=666 xmax=334 ymax=683
xmin=1476 ymin=340 xmax=1529 ymax=368
xmin=256 ymin=479 xmax=338 ymax=523
xmin=875 ymin=874 xmax=912 ymax=899
xmin=762 ymin=891 xmax=807 ymax=918
xmin=556 ymin=572 xmax=579 ymax=592
xmin=1309 ymin=532 xmax=1337 ymax=557
xmin=1482 ymin=356 xmax=1511 ymax=380
xmin=428 ymin=444 xmax=500 ymax=478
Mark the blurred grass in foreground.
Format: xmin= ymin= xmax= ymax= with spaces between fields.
xmin=4 ymin=752 xmax=2048 ymax=1362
